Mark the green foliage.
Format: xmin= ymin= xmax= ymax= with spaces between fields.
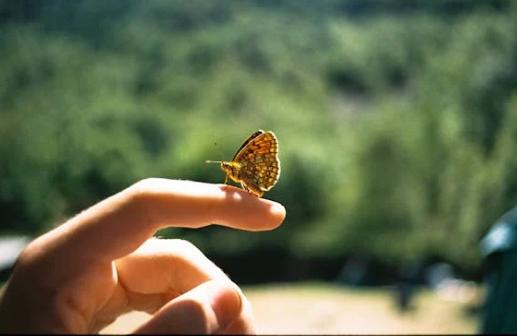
xmin=1 ymin=0 xmax=517 ymax=273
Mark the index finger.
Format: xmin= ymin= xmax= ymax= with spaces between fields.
xmin=36 ymin=178 xmax=285 ymax=263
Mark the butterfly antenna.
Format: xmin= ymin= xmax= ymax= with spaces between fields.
xmin=205 ymin=160 xmax=222 ymax=164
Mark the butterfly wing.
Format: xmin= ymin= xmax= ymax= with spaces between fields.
xmin=233 ymin=131 xmax=280 ymax=194
xmin=232 ymin=130 xmax=265 ymax=161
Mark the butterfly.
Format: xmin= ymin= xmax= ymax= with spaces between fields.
xmin=206 ymin=130 xmax=281 ymax=197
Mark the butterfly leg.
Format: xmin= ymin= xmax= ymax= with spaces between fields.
xmin=224 ymin=174 xmax=229 ymax=184
xmin=241 ymin=183 xmax=262 ymax=197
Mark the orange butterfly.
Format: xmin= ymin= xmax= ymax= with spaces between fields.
xmin=207 ymin=130 xmax=280 ymax=197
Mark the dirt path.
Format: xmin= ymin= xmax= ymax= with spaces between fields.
xmin=101 ymin=283 xmax=478 ymax=334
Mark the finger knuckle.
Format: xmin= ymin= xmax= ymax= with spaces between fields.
xmin=15 ymin=239 xmax=43 ymax=269
xmin=129 ymin=178 xmax=159 ymax=195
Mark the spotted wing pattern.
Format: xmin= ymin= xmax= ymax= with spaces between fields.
xmin=232 ymin=131 xmax=280 ymax=196
xmin=232 ymin=130 xmax=265 ymax=161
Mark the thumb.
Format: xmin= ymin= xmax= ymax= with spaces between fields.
xmin=133 ymin=280 xmax=242 ymax=334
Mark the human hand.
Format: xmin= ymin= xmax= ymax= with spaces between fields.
xmin=0 ymin=178 xmax=286 ymax=334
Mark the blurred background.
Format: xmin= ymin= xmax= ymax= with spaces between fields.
xmin=2 ymin=0 xmax=517 ymax=333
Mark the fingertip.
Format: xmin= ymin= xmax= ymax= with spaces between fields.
xmin=219 ymin=290 xmax=256 ymax=334
xmin=134 ymin=280 xmax=243 ymax=334
xmin=209 ymin=281 xmax=243 ymax=330
xmin=269 ymin=201 xmax=286 ymax=227
xmin=255 ymin=198 xmax=286 ymax=231
xmin=217 ymin=184 xmax=286 ymax=231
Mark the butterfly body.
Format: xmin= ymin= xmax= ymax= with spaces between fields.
xmin=220 ymin=161 xmax=241 ymax=183
xmin=207 ymin=130 xmax=280 ymax=197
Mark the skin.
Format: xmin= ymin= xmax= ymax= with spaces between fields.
xmin=0 ymin=178 xmax=286 ymax=334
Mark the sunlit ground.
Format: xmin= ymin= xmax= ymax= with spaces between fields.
xmin=102 ymin=282 xmax=480 ymax=334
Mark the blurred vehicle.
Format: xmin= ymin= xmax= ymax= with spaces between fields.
xmin=480 ymin=207 xmax=517 ymax=333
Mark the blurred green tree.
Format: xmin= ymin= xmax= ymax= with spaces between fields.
xmin=1 ymin=0 xmax=517 ymax=277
